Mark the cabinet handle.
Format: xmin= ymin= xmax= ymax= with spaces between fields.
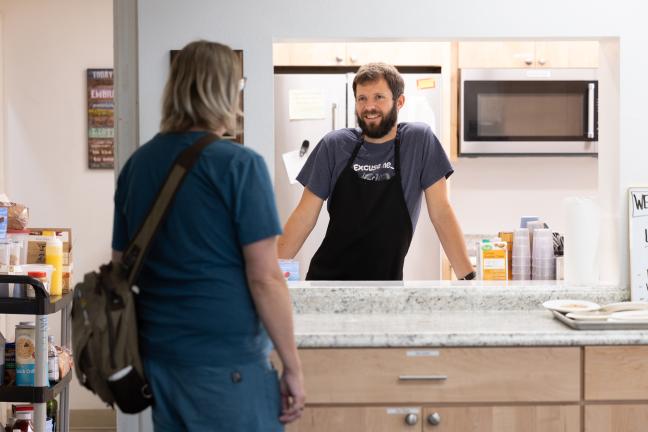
xmin=335 ymin=55 xmax=344 ymax=63
xmin=538 ymin=58 xmax=547 ymax=66
xmin=398 ymin=375 xmax=448 ymax=381
xmin=349 ymin=54 xmax=358 ymax=63
xmin=587 ymin=83 xmax=595 ymax=138
xmin=404 ymin=413 xmax=419 ymax=426
xmin=524 ymin=57 xmax=533 ymax=66
xmin=427 ymin=412 xmax=442 ymax=426
xmin=331 ymin=103 xmax=337 ymax=131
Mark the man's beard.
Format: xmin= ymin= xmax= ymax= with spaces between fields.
xmin=356 ymin=103 xmax=398 ymax=139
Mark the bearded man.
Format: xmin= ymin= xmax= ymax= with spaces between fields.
xmin=278 ymin=62 xmax=474 ymax=281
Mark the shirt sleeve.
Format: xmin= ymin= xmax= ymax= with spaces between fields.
xmin=111 ymin=163 xmax=129 ymax=252
xmin=230 ymin=152 xmax=282 ymax=246
xmin=420 ymin=127 xmax=454 ymax=190
xmin=296 ymin=138 xmax=333 ymax=200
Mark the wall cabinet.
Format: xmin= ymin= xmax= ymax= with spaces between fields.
xmin=458 ymin=41 xmax=599 ymax=68
xmin=273 ymin=42 xmax=347 ymax=66
xmin=273 ymin=42 xmax=448 ymax=66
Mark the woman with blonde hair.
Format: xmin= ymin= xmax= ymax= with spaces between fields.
xmin=112 ymin=40 xmax=305 ymax=431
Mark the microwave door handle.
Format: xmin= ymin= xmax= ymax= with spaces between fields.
xmin=587 ymin=83 xmax=595 ymax=139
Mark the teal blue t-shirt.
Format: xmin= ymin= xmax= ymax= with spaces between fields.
xmin=112 ymin=132 xmax=282 ymax=366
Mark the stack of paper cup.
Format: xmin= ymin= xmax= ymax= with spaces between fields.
xmin=532 ymin=228 xmax=555 ymax=280
xmin=512 ymin=228 xmax=531 ymax=280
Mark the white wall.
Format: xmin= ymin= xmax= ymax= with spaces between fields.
xmin=452 ymin=157 xmax=598 ymax=234
xmin=0 ymin=0 xmax=113 ymax=410
xmin=135 ymin=0 xmax=638 ymax=286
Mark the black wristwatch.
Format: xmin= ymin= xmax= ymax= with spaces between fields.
xmin=459 ymin=271 xmax=477 ymax=280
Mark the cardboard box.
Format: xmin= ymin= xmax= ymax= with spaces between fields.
xmin=479 ymin=241 xmax=508 ymax=281
xmin=24 ymin=228 xmax=73 ymax=266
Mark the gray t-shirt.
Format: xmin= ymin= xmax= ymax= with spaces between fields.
xmin=297 ymin=122 xmax=454 ymax=230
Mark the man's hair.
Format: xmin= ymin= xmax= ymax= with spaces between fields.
xmin=352 ymin=62 xmax=404 ymax=100
xmin=160 ymin=40 xmax=242 ymax=134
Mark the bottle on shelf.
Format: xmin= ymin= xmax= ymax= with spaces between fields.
xmin=44 ymin=233 xmax=63 ymax=296
xmin=47 ymin=336 xmax=59 ymax=384
xmin=46 ymin=398 xmax=57 ymax=432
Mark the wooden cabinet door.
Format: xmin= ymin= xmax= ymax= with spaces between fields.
xmin=273 ymin=42 xmax=347 ymax=66
xmin=287 ymin=406 xmax=423 ymax=432
xmin=458 ymin=41 xmax=536 ymax=68
xmin=585 ymin=404 xmax=648 ymax=432
xmin=346 ymin=42 xmax=449 ymax=66
xmin=422 ymin=406 xmax=580 ymax=432
xmin=535 ymin=41 xmax=599 ymax=68
xmin=585 ymin=346 xmax=648 ymax=400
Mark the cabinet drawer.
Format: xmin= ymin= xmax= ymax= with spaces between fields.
xmin=585 ymin=346 xmax=648 ymax=400
xmin=298 ymin=347 xmax=580 ymax=403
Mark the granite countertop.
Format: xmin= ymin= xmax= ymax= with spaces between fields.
xmin=288 ymin=281 xmax=648 ymax=347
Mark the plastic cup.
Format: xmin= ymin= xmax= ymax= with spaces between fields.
xmin=0 ymin=241 xmax=9 ymax=266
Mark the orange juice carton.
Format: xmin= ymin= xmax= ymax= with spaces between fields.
xmin=479 ymin=241 xmax=508 ymax=281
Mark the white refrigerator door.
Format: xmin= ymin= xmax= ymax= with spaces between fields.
xmin=399 ymin=73 xmax=444 ymax=280
xmin=274 ymin=73 xmax=347 ymax=278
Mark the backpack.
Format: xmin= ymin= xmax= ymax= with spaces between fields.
xmin=71 ymin=133 xmax=218 ymax=413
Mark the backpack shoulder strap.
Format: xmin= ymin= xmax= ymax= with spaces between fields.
xmin=120 ymin=133 xmax=220 ymax=284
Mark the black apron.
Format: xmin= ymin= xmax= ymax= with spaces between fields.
xmin=306 ymin=135 xmax=414 ymax=280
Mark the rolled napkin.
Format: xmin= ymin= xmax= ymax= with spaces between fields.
xmin=564 ymin=197 xmax=600 ymax=285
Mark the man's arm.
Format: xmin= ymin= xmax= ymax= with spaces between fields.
xmin=424 ymin=177 xmax=473 ymax=279
xmin=277 ymin=187 xmax=324 ymax=259
xmin=243 ymin=236 xmax=306 ymax=423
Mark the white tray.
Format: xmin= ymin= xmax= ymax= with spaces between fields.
xmin=552 ymin=310 xmax=648 ymax=330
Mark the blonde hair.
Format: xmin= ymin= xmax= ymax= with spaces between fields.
xmin=160 ymin=40 xmax=242 ymax=134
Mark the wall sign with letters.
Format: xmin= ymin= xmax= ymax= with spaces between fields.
xmin=87 ymin=68 xmax=114 ymax=169
xmin=629 ymin=187 xmax=648 ymax=301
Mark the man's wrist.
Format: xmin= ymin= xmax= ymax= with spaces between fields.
xmin=459 ymin=270 xmax=476 ymax=280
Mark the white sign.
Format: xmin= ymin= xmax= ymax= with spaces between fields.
xmin=288 ymin=89 xmax=325 ymax=120
xmin=629 ymin=188 xmax=648 ymax=301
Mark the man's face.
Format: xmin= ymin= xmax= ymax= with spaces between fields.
xmin=354 ymin=78 xmax=401 ymax=139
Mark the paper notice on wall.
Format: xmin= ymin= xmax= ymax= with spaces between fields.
xmin=289 ymin=89 xmax=325 ymax=120
xmin=629 ymin=188 xmax=648 ymax=301
xmin=282 ymin=149 xmax=307 ymax=184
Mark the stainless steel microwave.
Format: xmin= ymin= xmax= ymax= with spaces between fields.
xmin=460 ymin=68 xmax=598 ymax=156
